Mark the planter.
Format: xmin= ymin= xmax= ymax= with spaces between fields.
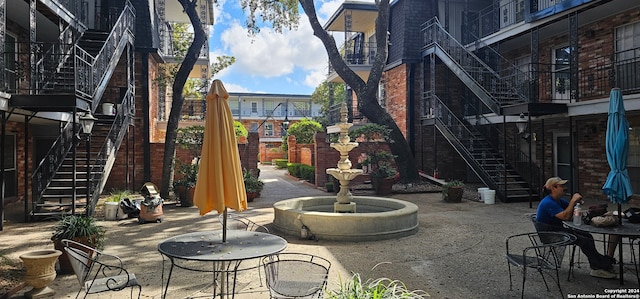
xmin=180 ymin=187 xmax=195 ymax=207
xmin=371 ymin=177 xmax=395 ymax=196
xmin=246 ymin=191 xmax=260 ymax=202
xmin=445 ymin=187 xmax=464 ymax=203
xmin=19 ymin=250 xmax=62 ymax=299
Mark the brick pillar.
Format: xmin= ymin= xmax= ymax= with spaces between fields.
xmin=240 ymin=132 xmax=259 ymax=174
xmin=287 ymin=135 xmax=298 ymax=164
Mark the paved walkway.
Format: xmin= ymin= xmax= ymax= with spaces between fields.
xmin=2 ymin=165 xmax=638 ymax=298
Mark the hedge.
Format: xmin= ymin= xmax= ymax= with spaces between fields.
xmin=274 ymin=159 xmax=288 ymax=169
xmin=286 ymin=163 xmax=315 ymax=184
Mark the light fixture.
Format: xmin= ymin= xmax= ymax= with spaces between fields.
xmin=515 ymin=113 xmax=527 ymax=134
xmin=282 ymin=115 xmax=290 ymax=131
xmin=79 ymin=112 xmax=97 ymax=135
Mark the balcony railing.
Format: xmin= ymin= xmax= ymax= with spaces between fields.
xmin=328 ymin=42 xmax=377 ymax=74
xmin=466 ymin=0 xmax=587 ymax=40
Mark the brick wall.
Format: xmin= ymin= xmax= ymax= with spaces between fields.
xmin=384 ymin=65 xmax=409 ymax=137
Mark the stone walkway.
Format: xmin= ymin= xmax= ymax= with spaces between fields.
xmin=1 ymin=165 xmax=638 ymax=298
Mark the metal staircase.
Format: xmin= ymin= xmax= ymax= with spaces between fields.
xmin=30 ymin=3 xmax=135 ymax=219
xmin=421 ymin=18 xmax=538 ymax=202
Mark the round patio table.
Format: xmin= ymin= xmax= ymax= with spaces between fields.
xmin=158 ymin=230 xmax=287 ymax=298
xmin=564 ymin=219 xmax=640 ymax=285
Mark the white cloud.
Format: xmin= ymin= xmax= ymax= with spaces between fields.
xmin=223 ymin=82 xmax=252 ymax=93
xmin=219 ymin=15 xmax=327 ymax=80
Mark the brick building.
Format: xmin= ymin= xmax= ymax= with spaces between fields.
xmin=324 ymin=0 xmax=640 ymax=203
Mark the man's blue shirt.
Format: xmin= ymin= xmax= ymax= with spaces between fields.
xmin=536 ymin=194 xmax=569 ymax=227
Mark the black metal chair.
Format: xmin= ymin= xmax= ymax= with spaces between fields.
xmin=61 ymin=239 xmax=141 ymax=299
xmin=527 ymin=213 xmax=580 ymax=281
xmin=262 ymin=253 xmax=331 ymax=299
xmin=506 ymin=231 xmax=575 ymax=299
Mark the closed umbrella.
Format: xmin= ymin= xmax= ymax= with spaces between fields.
xmin=603 ymin=88 xmax=633 ymax=207
xmin=193 ymin=79 xmax=247 ymax=242
xmin=602 ymin=88 xmax=633 ymax=282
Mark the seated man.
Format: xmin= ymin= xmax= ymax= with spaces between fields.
xmin=536 ymin=177 xmax=617 ymax=279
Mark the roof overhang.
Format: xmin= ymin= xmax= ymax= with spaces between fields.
xmin=323 ymin=1 xmax=378 ymax=32
xmin=10 ymin=94 xmax=90 ymax=112
xmin=326 ymin=66 xmax=371 ymax=83
xmin=161 ymin=0 xmax=215 ymax=25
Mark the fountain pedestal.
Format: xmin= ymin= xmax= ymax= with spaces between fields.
xmin=19 ymin=249 xmax=62 ymax=299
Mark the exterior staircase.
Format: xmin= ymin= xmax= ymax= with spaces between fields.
xmin=421 ymin=18 xmax=538 ymax=202
xmin=29 ymin=3 xmax=135 ymax=219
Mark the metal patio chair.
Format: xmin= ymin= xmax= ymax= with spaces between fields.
xmin=527 ymin=213 xmax=580 ymax=280
xmin=506 ymin=231 xmax=574 ymax=299
xmin=262 ymin=253 xmax=331 ymax=299
xmin=61 ymin=239 xmax=141 ymax=299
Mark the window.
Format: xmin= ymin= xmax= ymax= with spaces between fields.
xmin=250 ymin=122 xmax=258 ymax=132
xmin=2 ymin=134 xmax=16 ymax=197
xmin=229 ymin=100 xmax=239 ymax=115
xmin=615 ymin=22 xmax=640 ymax=91
xmin=264 ymin=123 xmax=274 ymax=136
xmin=4 ymin=33 xmax=17 ymax=91
xmin=264 ymin=101 xmax=274 ymax=115
xmin=552 ymin=46 xmax=571 ymax=101
xmin=251 ymin=102 xmax=258 ymax=114
xmin=629 ymin=127 xmax=640 ymax=195
xmin=377 ymin=80 xmax=386 ymax=107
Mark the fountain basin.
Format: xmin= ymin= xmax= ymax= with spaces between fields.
xmin=273 ymin=196 xmax=419 ymax=241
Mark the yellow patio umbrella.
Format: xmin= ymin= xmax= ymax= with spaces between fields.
xmin=193 ymin=79 xmax=247 ymax=241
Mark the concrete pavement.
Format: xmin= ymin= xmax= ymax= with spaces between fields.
xmin=2 ymin=164 xmax=638 ymax=298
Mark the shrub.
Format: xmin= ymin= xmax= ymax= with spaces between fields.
xmin=287 ymin=163 xmax=301 ymax=178
xmin=274 ymin=159 xmax=289 ymax=169
xmin=299 ymin=165 xmax=315 ymax=183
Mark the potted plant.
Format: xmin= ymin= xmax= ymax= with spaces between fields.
xmin=243 ymin=169 xmax=264 ymax=202
xmin=349 ymin=124 xmax=398 ymax=196
xmin=51 ymin=215 xmax=106 ymax=274
xmin=442 ymin=180 xmax=464 ymax=202
xmin=174 ymin=125 xmax=204 ymax=207
xmin=173 ymin=161 xmax=198 ymax=207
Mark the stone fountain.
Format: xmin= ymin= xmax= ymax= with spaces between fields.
xmin=272 ymin=103 xmax=418 ymax=241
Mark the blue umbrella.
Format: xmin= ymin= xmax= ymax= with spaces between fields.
xmin=602 ymin=88 xmax=633 ymax=204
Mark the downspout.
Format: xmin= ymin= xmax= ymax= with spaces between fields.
xmin=142 ymin=52 xmax=151 ymax=182
xmin=408 ymin=63 xmax=415 ymax=154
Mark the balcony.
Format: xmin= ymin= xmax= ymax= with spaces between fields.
xmin=327 ymin=42 xmax=377 ymax=83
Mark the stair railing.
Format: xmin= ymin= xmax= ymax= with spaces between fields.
xmin=35 ymin=25 xmax=82 ymax=92
xmin=30 ymin=2 xmax=135 ymax=208
xmin=31 ymin=120 xmax=79 ymax=207
xmin=75 ymin=2 xmax=135 ymax=105
xmin=422 ymin=17 xmax=528 ymax=109
xmin=85 ymin=87 xmax=134 ymax=215
xmin=426 ymin=92 xmax=506 ymax=195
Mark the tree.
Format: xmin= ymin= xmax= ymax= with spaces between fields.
xmin=286 ymin=118 xmax=323 ymax=144
xmin=311 ymin=82 xmax=345 ymax=127
xmin=160 ymin=0 xmax=300 ymax=198
xmin=299 ymin=0 xmax=419 ymax=182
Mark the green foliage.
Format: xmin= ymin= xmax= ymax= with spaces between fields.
xmin=240 ymin=0 xmax=300 ymax=36
xmin=286 ymin=118 xmax=323 ymax=144
xmin=211 ymin=56 xmax=236 ymax=76
xmin=52 ymin=215 xmax=106 ymax=250
xmin=105 ymin=189 xmax=131 ymax=202
xmin=234 ymin=121 xmax=248 ymax=139
xmin=176 ymin=125 xmax=205 ymax=157
xmin=287 ymin=163 xmax=301 ymax=177
xmin=326 ymin=272 xmax=429 ymax=299
xmin=174 ymin=161 xmax=199 ymax=188
xmin=274 ymin=159 xmax=289 ymax=169
xmin=350 ymin=124 xmax=397 ymax=179
xmin=299 ymin=165 xmax=315 ymax=183
xmin=311 ymin=82 xmax=345 ymax=127
xmin=243 ymin=169 xmax=264 ymax=193
xmin=442 ymin=180 xmax=464 ymax=197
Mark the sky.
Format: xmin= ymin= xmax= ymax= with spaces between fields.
xmin=208 ymin=0 xmax=353 ymax=95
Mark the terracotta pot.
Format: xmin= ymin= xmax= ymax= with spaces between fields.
xmin=20 ymin=249 xmax=62 ymax=298
xmin=246 ymin=191 xmax=259 ymax=202
xmin=372 ymin=177 xmax=395 ymax=196
xmin=446 ymin=187 xmax=464 ymax=203
xmin=180 ymin=187 xmax=195 ymax=207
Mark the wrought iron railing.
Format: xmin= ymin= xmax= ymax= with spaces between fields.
xmin=86 ymin=87 xmax=135 ymax=215
xmin=30 ymin=2 xmax=135 ymax=208
xmin=327 ymin=42 xmax=377 ymax=74
xmin=421 ymin=18 xmax=529 ymax=113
